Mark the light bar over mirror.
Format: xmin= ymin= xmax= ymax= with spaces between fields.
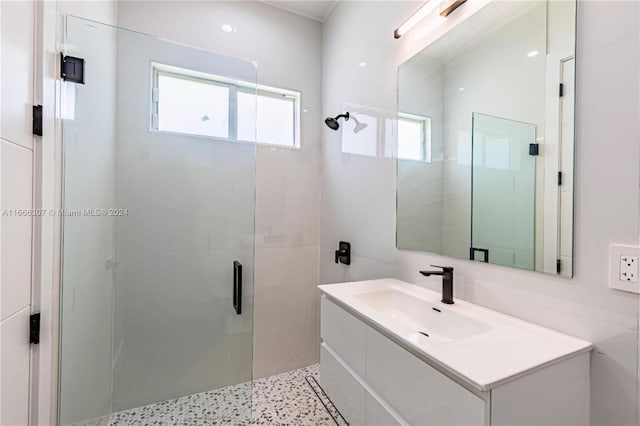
xmin=394 ymin=0 xmax=468 ymax=39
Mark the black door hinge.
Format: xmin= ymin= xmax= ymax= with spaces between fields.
xmin=60 ymin=53 xmax=85 ymax=84
xmin=32 ymin=105 xmax=43 ymax=136
xmin=556 ymin=259 xmax=562 ymax=274
xmin=29 ymin=313 xmax=41 ymax=344
xmin=558 ymin=171 xmax=563 ymax=186
xmin=529 ymin=143 xmax=539 ymax=156
xmin=559 ymin=83 xmax=564 ymax=97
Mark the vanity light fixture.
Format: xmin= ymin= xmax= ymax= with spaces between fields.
xmin=394 ymin=0 xmax=467 ymax=39
xmin=394 ymin=0 xmax=443 ymax=39
xmin=439 ymin=0 xmax=468 ymax=18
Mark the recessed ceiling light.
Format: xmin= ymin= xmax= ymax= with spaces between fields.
xmin=459 ymin=87 xmax=465 ymax=92
xmin=527 ymin=50 xmax=539 ymax=58
xmin=221 ymin=24 xmax=234 ymax=33
xmin=358 ymin=62 xmax=367 ymax=68
xmin=303 ymin=109 xmax=308 ymax=113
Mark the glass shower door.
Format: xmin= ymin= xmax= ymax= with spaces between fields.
xmin=59 ymin=16 xmax=256 ymax=425
xmin=471 ymin=113 xmax=536 ymax=270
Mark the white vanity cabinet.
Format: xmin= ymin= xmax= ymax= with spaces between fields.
xmin=319 ymin=283 xmax=591 ymax=426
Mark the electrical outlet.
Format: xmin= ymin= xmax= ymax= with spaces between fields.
xmin=609 ymin=244 xmax=640 ymax=293
xmin=620 ymin=255 xmax=638 ymax=282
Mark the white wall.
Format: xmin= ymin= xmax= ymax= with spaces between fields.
xmin=321 ymin=1 xmax=640 ymax=425
xmin=0 ymin=4 xmax=36 ymax=425
xmin=116 ymin=0 xmax=323 ymax=383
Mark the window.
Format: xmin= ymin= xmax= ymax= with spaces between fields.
xmin=151 ymin=63 xmax=300 ymax=148
xmin=156 ymin=73 xmax=230 ymax=138
xmin=397 ymin=113 xmax=431 ymax=162
xmin=237 ymin=91 xmax=297 ymax=147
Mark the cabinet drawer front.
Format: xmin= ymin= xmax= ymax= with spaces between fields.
xmin=365 ymin=327 xmax=486 ymax=426
xmin=491 ymin=353 xmax=590 ymax=426
xmin=365 ymin=394 xmax=401 ymax=426
xmin=321 ymin=297 xmax=366 ymax=375
xmin=320 ymin=345 xmax=365 ymax=425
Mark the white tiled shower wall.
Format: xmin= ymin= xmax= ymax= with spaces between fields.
xmin=320 ymin=1 xmax=640 ymax=425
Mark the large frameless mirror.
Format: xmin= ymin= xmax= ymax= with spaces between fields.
xmin=396 ymin=0 xmax=576 ymax=277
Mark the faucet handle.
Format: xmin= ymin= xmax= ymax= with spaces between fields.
xmin=430 ymin=265 xmax=454 ymax=272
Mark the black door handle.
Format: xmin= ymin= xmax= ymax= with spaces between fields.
xmin=233 ymin=261 xmax=242 ymax=315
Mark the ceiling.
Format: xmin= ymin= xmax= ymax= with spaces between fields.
xmin=261 ymin=1 xmax=338 ymax=22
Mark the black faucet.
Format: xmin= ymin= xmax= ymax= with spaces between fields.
xmin=419 ymin=265 xmax=454 ymax=305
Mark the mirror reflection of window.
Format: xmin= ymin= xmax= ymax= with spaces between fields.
xmin=398 ymin=113 xmax=431 ymax=162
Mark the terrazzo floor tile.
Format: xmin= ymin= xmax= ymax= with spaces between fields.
xmin=101 ymin=364 xmax=340 ymax=426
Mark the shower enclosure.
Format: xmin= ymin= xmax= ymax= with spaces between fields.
xmin=471 ymin=113 xmax=536 ymax=270
xmin=59 ymin=16 xmax=257 ymax=425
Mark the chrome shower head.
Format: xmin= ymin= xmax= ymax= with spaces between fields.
xmin=324 ymin=112 xmax=350 ymax=131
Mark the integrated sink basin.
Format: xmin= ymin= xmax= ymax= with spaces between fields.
xmin=318 ymin=278 xmax=592 ymax=391
xmin=354 ymin=288 xmax=491 ymax=342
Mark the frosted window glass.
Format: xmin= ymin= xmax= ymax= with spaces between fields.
xmin=237 ymin=92 xmax=256 ymax=142
xmin=157 ymin=74 xmax=229 ymax=138
xmin=238 ymin=92 xmax=295 ymax=146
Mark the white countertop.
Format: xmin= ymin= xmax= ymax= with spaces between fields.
xmin=318 ymin=279 xmax=593 ymax=391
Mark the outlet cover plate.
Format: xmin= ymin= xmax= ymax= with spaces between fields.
xmin=609 ymin=244 xmax=640 ymax=294
xmin=620 ymin=255 xmax=638 ymax=282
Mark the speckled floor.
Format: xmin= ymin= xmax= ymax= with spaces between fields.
xmin=100 ymin=364 xmax=344 ymax=426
